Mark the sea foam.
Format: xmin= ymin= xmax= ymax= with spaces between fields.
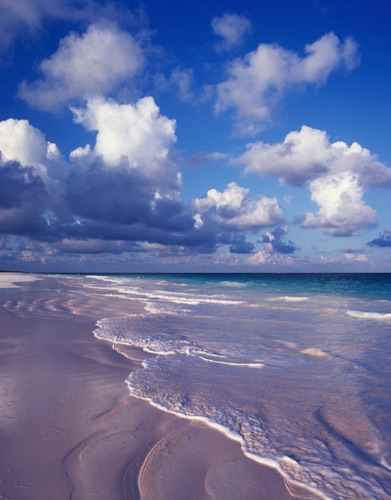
xmin=346 ymin=309 xmax=391 ymax=320
xmin=88 ymin=273 xmax=391 ymax=500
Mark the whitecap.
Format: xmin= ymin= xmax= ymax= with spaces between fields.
xmin=218 ymin=281 xmax=247 ymax=288
xmin=346 ymin=310 xmax=391 ymax=321
xmin=268 ymin=296 xmax=309 ymax=302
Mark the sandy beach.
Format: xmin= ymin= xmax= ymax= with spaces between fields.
xmin=0 ymin=273 xmax=320 ymax=499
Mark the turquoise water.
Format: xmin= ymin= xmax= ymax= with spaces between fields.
xmin=87 ymin=272 xmax=391 ymax=299
xmin=74 ymin=273 xmax=391 ymax=499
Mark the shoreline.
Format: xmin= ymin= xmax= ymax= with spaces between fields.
xmin=0 ymin=273 xmax=321 ymax=499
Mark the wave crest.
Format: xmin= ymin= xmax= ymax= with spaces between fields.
xmin=346 ymin=310 xmax=391 ymax=321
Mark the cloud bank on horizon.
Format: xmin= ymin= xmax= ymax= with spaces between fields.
xmin=0 ymin=0 xmax=390 ymax=272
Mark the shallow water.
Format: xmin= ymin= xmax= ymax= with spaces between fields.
xmin=76 ymin=273 xmax=391 ymax=499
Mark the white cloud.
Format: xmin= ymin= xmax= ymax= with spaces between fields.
xmin=236 ymin=125 xmax=391 ymax=235
xmin=194 ymin=182 xmax=284 ymax=230
xmin=196 ymin=182 xmax=248 ymax=211
xmin=344 ymin=252 xmax=368 ymax=263
xmin=0 ymin=118 xmax=48 ymax=167
xmin=69 ymin=144 xmax=91 ymax=161
xmin=237 ymin=126 xmax=331 ymax=185
xmin=211 ymin=13 xmax=252 ymax=52
xmin=247 ymin=250 xmax=269 ymax=265
xmin=0 ymin=105 xmax=186 ymax=243
xmin=19 ymin=23 xmax=144 ymax=110
xmin=0 ymin=120 xmax=50 ymax=235
xmin=71 ymin=96 xmax=176 ymax=169
xmin=237 ymin=125 xmax=391 ymax=187
xmin=193 ymin=213 xmax=204 ymax=229
xmin=246 ymin=250 xmax=294 ymax=267
xmin=215 ymin=33 xmax=359 ymax=134
xmin=0 ymin=118 xmax=66 ymax=183
xmin=294 ymin=33 xmax=359 ymax=83
xmin=302 ymin=172 xmax=377 ymax=235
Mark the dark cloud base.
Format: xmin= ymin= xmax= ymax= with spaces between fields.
xmin=367 ymin=232 xmax=391 ymax=248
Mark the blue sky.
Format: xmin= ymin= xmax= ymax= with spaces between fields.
xmin=0 ymin=0 xmax=390 ymax=272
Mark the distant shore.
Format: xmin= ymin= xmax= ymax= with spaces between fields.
xmin=0 ymin=273 xmax=319 ymax=499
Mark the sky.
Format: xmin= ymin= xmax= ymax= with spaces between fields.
xmin=0 ymin=0 xmax=390 ymax=273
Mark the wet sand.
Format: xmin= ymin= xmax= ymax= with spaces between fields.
xmin=0 ymin=274 xmax=320 ymax=499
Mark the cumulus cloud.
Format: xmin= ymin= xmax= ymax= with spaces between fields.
xmin=19 ymin=23 xmax=144 ymax=110
xmin=237 ymin=125 xmax=331 ymax=185
xmin=0 ymin=118 xmax=67 ymax=188
xmin=0 ymin=103 xmax=219 ymax=254
xmin=237 ymin=125 xmax=391 ymax=187
xmin=211 ymin=13 xmax=252 ymax=52
xmin=236 ymin=125 xmax=391 ymax=236
xmin=215 ymin=33 xmax=359 ymax=134
xmin=367 ymin=231 xmax=391 ymax=248
xmin=0 ymin=118 xmax=48 ymax=168
xmin=71 ymin=96 xmax=176 ymax=169
xmin=262 ymin=227 xmax=297 ymax=254
xmin=66 ymin=97 xmax=196 ymax=241
xmin=194 ymin=182 xmax=284 ymax=230
xmin=0 ymin=120 xmax=69 ymax=237
xmin=0 ymin=102 xmax=188 ymax=246
xmin=301 ymin=172 xmax=376 ymax=235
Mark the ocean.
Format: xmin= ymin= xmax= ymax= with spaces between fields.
xmin=69 ymin=273 xmax=391 ymax=499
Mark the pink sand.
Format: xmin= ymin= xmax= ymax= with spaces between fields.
xmin=0 ymin=274 xmax=319 ymax=499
